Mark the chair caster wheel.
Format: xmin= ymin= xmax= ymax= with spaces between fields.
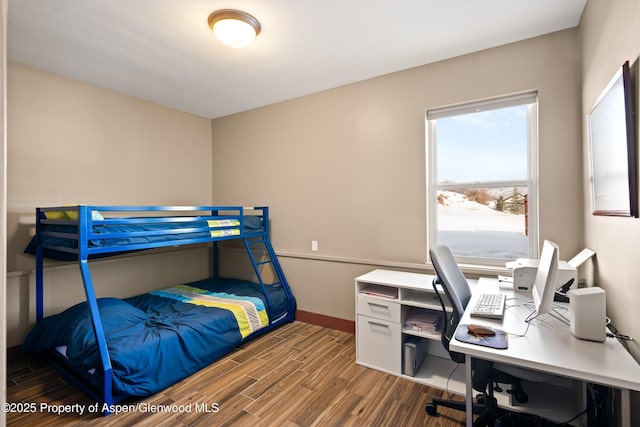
xmin=425 ymin=403 xmax=438 ymax=416
xmin=513 ymin=392 xmax=528 ymax=404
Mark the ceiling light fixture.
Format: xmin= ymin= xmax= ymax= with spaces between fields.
xmin=208 ymin=9 xmax=261 ymax=48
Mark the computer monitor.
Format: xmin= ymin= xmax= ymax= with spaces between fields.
xmin=530 ymin=240 xmax=559 ymax=318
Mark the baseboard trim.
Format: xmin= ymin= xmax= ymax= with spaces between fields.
xmin=295 ymin=310 xmax=355 ymax=334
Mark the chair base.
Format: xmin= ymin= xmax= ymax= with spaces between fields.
xmin=426 ymin=394 xmax=504 ymax=427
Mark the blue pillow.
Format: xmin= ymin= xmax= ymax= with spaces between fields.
xmin=243 ymin=216 xmax=263 ymax=232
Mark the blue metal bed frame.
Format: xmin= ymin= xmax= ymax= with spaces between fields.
xmin=33 ymin=205 xmax=296 ymax=414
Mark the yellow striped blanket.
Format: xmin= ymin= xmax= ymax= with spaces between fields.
xmin=150 ymin=284 xmax=268 ymax=338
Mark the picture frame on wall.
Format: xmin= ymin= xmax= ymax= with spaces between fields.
xmin=587 ymin=60 xmax=638 ymax=217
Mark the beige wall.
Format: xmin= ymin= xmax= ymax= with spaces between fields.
xmin=7 ymin=62 xmax=214 ymax=271
xmin=211 ymin=29 xmax=583 ymax=321
xmin=5 ymin=62 xmax=214 ymax=346
xmin=580 ymin=0 xmax=640 ymax=365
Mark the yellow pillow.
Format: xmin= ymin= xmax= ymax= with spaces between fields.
xmin=43 ymin=207 xmax=102 ymax=221
xmin=65 ymin=210 xmax=79 ymax=220
xmin=44 ymin=211 xmax=69 ymax=220
xmin=64 ymin=209 xmax=103 ymax=220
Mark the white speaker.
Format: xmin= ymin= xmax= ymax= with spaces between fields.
xmin=568 ymin=287 xmax=606 ymax=342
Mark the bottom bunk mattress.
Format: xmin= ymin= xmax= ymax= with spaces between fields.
xmin=22 ymin=277 xmax=290 ymax=398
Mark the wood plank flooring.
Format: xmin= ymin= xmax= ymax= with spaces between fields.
xmin=7 ymin=321 xmax=466 ymax=426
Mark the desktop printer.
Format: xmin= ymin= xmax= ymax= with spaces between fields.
xmin=506 ymin=258 xmax=576 ymax=292
xmin=505 ymin=248 xmax=595 ymax=292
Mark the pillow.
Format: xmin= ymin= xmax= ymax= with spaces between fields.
xmin=44 ymin=211 xmax=69 ymax=220
xmin=43 ymin=208 xmax=103 ymax=221
xmin=64 ymin=210 xmax=79 ymax=220
xmin=243 ymin=216 xmax=263 ymax=231
xmin=65 ymin=209 xmax=103 ymax=221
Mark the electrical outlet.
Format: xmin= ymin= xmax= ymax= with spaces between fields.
xmin=311 ymin=240 xmax=318 ymax=252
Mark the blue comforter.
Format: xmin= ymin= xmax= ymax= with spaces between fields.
xmin=22 ymin=277 xmax=283 ymax=397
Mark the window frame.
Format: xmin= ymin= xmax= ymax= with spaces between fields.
xmin=426 ymin=92 xmax=539 ymax=267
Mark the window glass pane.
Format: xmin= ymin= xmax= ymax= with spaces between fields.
xmin=437 ymin=188 xmax=528 ymax=260
xmin=436 ymin=105 xmax=528 ymax=184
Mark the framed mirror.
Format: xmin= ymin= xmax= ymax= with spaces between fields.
xmin=587 ymin=60 xmax=637 ymax=217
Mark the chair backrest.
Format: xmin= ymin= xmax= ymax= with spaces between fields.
xmin=431 ymin=245 xmax=523 ymax=395
xmin=429 ymin=244 xmax=473 ymax=363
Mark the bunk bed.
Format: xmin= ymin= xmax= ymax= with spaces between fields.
xmin=22 ymin=205 xmax=296 ymax=414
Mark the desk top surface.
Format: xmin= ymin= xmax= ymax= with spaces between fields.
xmin=355 ymin=269 xmax=436 ymax=290
xmin=450 ymin=277 xmax=640 ymax=391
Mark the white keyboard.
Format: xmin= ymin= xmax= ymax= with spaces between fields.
xmin=470 ymin=293 xmax=506 ymax=319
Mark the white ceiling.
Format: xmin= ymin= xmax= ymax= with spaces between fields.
xmin=8 ymin=0 xmax=587 ymax=119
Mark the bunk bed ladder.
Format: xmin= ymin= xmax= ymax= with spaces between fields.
xmin=242 ymin=236 xmax=295 ymax=323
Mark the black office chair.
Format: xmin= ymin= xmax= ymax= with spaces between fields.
xmin=425 ymin=244 xmax=531 ymax=426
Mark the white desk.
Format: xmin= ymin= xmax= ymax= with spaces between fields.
xmin=450 ymin=277 xmax=640 ymax=427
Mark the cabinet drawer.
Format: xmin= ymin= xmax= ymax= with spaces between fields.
xmin=357 ymin=294 xmax=401 ymax=322
xmin=356 ymin=315 xmax=402 ymax=373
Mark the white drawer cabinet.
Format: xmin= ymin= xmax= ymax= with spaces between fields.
xmin=355 ymin=269 xmax=466 ymax=396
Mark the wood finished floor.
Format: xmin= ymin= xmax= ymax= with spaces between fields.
xmin=7 ymin=321 xmax=466 ymax=426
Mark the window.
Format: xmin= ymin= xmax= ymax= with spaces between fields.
xmin=426 ymin=93 xmax=538 ymax=266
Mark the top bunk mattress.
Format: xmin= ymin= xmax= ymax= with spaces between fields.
xmin=25 ymin=205 xmax=266 ymax=261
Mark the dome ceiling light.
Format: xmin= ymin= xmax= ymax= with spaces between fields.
xmin=208 ymin=9 xmax=261 ymax=48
